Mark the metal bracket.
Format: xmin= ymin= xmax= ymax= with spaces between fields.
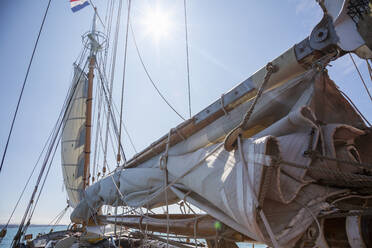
xmin=295 ymin=14 xmax=339 ymax=64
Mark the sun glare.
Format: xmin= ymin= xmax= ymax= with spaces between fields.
xmin=141 ymin=6 xmax=173 ymax=42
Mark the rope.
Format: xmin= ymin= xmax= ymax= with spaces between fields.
xmin=103 ymin=0 xmax=114 ymax=68
xmin=0 ymin=0 xmax=52 ymax=173
xmin=349 ymin=53 xmax=372 ymax=101
xmin=11 ymin=60 xmax=88 ymax=247
xmin=304 ymin=150 xmax=372 ymax=171
xmin=184 ymin=0 xmax=192 ymax=118
xmin=294 ymin=199 xmax=323 ymax=243
xmin=278 ymin=159 xmax=372 ymax=188
xmin=241 ymin=63 xmax=278 ymax=129
xmin=87 ymin=0 xmax=106 ymax=29
xmin=321 ymin=209 xmax=372 ymax=218
xmin=220 ymin=94 xmax=228 ymax=116
xmin=16 ymin=46 xmax=89 ymax=247
xmin=106 ymin=142 xmax=223 ymax=221
xmin=193 ymin=218 xmax=198 ymax=248
xmin=237 ymin=136 xmax=279 ymax=248
xmin=97 ymin=53 xmax=137 ymax=153
xmin=44 ymin=205 xmax=69 ymax=231
xmin=103 ymin=0 xmax=123 ymax=172
xmin=129 ymin=22 xmax=186 ymax=121
xmin=92 ymin=80 xmax=104 ymax=182
xmin=22 ymin=126 xmax=62 ymax=239
xmin=339 ymin=89 xmax=371 ymax=126
xmin=161 ymin=130 xmax=172 ymax=247
xmin=224 ymin=62 xmax=278 ymax=151
xmin=367 ymin=59 xmax=372 ymax=83
xmin=2 ymin=123 xmax=54 ymax=230
xmin=117 ymin=0 xmax=132 ymax=165
xmin=91 ymin=69 xmax=101 ymax=183
xmin=95 ymin=59 xmax=127 ymax=163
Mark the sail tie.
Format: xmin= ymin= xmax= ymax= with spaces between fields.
xmin=237 ymin=136 xmax=280 ymax=248
xmin=220 ymin=93 xmax=228 ymax=116
xmin=160 ymin=129 xmax=173 ymax=247
xmin=224 ymin=62 xmax=278 ymax=151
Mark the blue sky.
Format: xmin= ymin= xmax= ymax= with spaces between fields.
xmin=0 ymin=0 xmax=371 ymax=225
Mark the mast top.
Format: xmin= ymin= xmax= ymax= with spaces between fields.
xmin=82 ymin=7 xmax=107 ymax=56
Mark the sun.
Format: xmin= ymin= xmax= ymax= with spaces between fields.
xmin=141 ymin=6 xmax=173 ymax=42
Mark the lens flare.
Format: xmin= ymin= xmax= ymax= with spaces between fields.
xmin=141 ymin=6 xmax=173 ymax=42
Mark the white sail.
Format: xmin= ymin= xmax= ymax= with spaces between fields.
xmin=61 ymin=64 xmax=88 ymax=208
xmin=71 ymin=70 xmax=371 ymax=246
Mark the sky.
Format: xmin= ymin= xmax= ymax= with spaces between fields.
xmin=0 ymin=0 xmax=371 ymax=225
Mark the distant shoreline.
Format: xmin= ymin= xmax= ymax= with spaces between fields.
xmin=0 ymin=224 xmax=67 ymax=228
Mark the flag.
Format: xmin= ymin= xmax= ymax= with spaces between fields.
xmin=70 ymin=0 xmax=89 ymax=13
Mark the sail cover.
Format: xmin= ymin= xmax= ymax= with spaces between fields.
xmin=71 ymin=70 xmax=372 ymax=247
xmin=61 ymin=64 xmax=88 ymax=208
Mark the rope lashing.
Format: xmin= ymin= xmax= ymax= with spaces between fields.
xmin=224 ymin=62 xmax=278 ymax=151
xmin=220 ymin=93 xmax=228 ymax=116
xmin=160 ymin=129 xmax=173 ymax=247
xmin=320 ymin=209 xmax=372 ymax=219
xmin=303 ymin=150 xmax=372 ymax=171
xmin=237 ymin=136 xmax=280 ymax=248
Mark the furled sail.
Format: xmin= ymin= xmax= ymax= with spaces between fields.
xmin=71 ymin=69 xmax=372 ymax=247
xmin=61 ymin=64 xmax=88 ymax=208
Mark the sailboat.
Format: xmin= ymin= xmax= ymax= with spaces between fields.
xmin=1 ymin=0 xmax=372 ymax=247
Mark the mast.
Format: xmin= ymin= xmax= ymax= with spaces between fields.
xmin=83 ymin=9 xmax=98 ymax=189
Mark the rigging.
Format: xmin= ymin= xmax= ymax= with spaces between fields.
xmin=103 ymin=0 xmax=123 ymax=174
xmin=0 ymin=0 xmax=52 ymax=173
xmin=117 ymin=0 xmax=132 ymax=165
xmin=184 ymin=0 xmax=192 ymax=118
xmin=11 ymin=59 xmax=89 ymax=247
xmin=349 ymin=53 xmax=372 ymax=101
xmin=129 ymin=23 xmax=186 ymax=121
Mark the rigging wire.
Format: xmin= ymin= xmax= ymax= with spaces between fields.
xmin=113 ymin=102 xmax=138 ymax=153
xmin=23 ymin=136 xmax=62 ymax=238
xmin=92 ymin=76 xmax=104 ymax=182
xmin=44 ymin=205 xmax=69 ymax=231
xmin=87 ymin=0 xmax=106 ymax=29
xmin=96 ymin=60 xmax=127 ymax=162
xmin=91 ymin=71 xmax=102 ymax=183
xmin=1 ymin=123 xmax=54 ymax=230
xmin=3 ymin=47 xmax=87 ymax=243
xmin=129 ymin=23 xmax=186 ymax=121
xmin=0 ymin=0 xmax=52 ymax=173
xmin=25 ymin=134 xmax=61 ymax=227
xmin=366 ymin=59 xmax=372 ymax=84
xmin=117 ymin=0 xmax=132 ymax=165
xmin=98 ymin=52 xmax=138 ymax=154
xmin=339 ymin=89 xmax=371 ymax=126
xmin=101 ymin=102 xmax=122 ymax=172
xmin=103 ymin=0 xmax=115 ymax=68
xmin=11 ymin=60 xmax=88 ymax=247
xmin=183 ymin=0 xmax=192 ymax=118
xmin=349 ymin=53 xmax=372 ymax=101
xmin=103 ymin=0 xmax=123 ymax=173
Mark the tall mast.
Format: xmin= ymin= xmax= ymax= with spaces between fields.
xmin=83 ymin=9 xmax=98 ymax=189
